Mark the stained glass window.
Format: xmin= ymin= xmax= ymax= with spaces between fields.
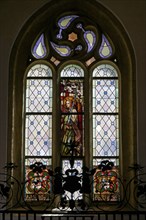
xmin=25 ymin=64 xmax=52 ymax=200
xmin=60 ymin=65 xmax=84 ymax=157
xmin=59 ymin=65 xmax=84 ymax=202
xmin=92 ymin=64 xmax=119 ymax=201
xmin=24 ymin=12 xmax=121 ymax=204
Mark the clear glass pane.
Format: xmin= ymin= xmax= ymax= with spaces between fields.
xmin=93 ymin=79 xmax=118 ymax=113
xmin=26 ymin=79 xmax=52 ymax=112
xmin=61 ymin=64 xmax=84 ymax=77
xmin=92 ymin=64 xmax=118 ymax=77
xmin=93 ymin=115 xmax=119 ymax=157
xmin=25 ymin=158 xmax=52 ymax=166
xmin=25 ymin=115 xmax=52 ymax=156
xmin=27 ymin=64 xmax=52 ymax=77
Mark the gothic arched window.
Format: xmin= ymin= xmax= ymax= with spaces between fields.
xmin=8 ymin=0 xmax=136 ymax=208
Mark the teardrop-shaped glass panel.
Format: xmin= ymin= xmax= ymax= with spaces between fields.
xmin=84 ymin=31 xmax=96 ymax=52
xmin=32 ymin=34 xmax=47 ymax=59
xmin=58 ymin=15 xmax=79 ymax=29
xmin=50 ymin=42 xmax=71 ymax=57
xmin=99 ymin=34 xmax=112 ymax=58
xmin=57 ymin=15 xmax=79 ymax=39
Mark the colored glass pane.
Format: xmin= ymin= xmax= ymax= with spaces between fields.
xmin=85 ymin=57 xmax=96 ymax=66
xmin=61 ymin=114 xmax=84 ymax=156
xmin=25 ymin=115 xmax=52 ymax=157
xmin=93 ymin=159 xmax=120 ymax=201
xmin=99 ymin=34 xmax=113 ymax=58
xmin=84 ymin=31 xmax=96 ymax=52
xmin=60 ymin=78 xmax=84 ymax=156
xmin=50 ymin=42 xmax=71 ymax=57
xmin=58 ymin=15 xmax=79 ymax=29
xmin=32 ymin=34 xmax=47 ymax=59
xmin=68 ymin=32 xmax=78 ymax=42
xmin=57 ymin=15 xmax=79 ymax=39
xmin=25 ymin=160 xmax=51 ymax=201
xmin=50 ymin=56 xmax=60 ymax=66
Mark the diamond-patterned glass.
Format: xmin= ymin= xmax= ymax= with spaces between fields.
xmin=93 ymin=79 xmax=118 ymax=113
xmin=61 ymin=64 xmax=84 ymax=77
xmin=93 ymin=115 xmax=119 ymax=157
xmin=26 ymin=79 xmax=52 ymax=112
xmin=92 ymin=64 xmax=118 ymax=77
xmin=27 ymin=64 xmax=52 ymax=77
xmin=25 ymin=115 xmax=52 ymax=156
xmin=92 ymin=63 xmax=119 ymax=201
